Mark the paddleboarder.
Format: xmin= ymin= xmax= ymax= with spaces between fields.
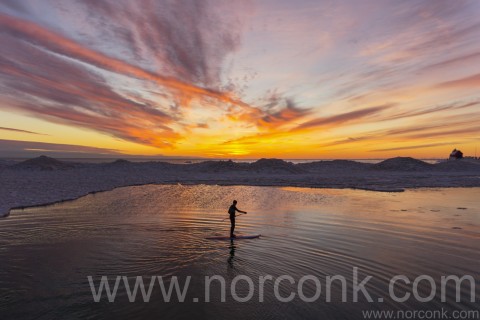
xmin=228 ymin=200 xmax=247 ymax=238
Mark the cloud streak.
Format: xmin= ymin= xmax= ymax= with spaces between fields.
xmin=0 ymin=127 xmax=46 ymax=135
xmin=296 ymin=104 xmax=393 ymax=130
xmin=370 ymin=142 xmax=459 ymax=153
xmin=437 ymin=73 xmax=480 ymax=89
xmin=0 ymin=139 xmax=120 ymax=157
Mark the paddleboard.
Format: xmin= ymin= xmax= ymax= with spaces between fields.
xmin=206 ymin=234 xmax=261 ymax=240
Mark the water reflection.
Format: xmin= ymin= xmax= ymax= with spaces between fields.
xmin=0 ymin=185 xmax=478 ymax=320
xmin=228 ymin=240 xmax=236 ymax=268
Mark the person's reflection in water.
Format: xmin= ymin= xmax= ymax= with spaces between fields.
xmin=228 ymin=240 xmax=236 ymax=268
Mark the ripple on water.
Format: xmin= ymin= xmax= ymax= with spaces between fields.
xmin=0 ymin=185 xmax=479 ymax=319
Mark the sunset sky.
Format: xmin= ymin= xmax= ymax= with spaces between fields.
xmin=0 ymin=0 xmax=479 ymax=159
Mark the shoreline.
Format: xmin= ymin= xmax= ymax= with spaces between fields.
xmin=1 ymin=156 xmax=479 ymax=217
xmin=7 ymin=182 xmax=480 ymax=219
xmin=3 ymin=182 xmax=406 ymax=218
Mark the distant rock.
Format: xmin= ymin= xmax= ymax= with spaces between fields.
xmin=12 ymin=155 xmax=76 ymax=170
xmin=249 ymin=158 xmax=305 ymax=174
xmin=372 ymin=157 xmax=433 ymax=171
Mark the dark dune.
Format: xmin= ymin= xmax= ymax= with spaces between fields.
xmin=0 ymin=159 xmax=14 ymax=170
xmin=110 ymin=159 xmax=132 ymax=165
xmin=434 ymin=159 xmax=480 ymax=172
xmin=101 ymin=159 xmax=133 ymax=168
xmin=190 ymin=160 xmax=247 ymax=173
xmin=298 ymin=159 xmax=371 ymax=172
xmin=248 ymin=158 xmax=305 ymax=174
xmin=0 ymin=159 xmax=16 ymax=166
xmin=12 ymin=155 xmax=77 ymax=170
xmin=372 ymin=157 xmax=433 ymax=171
xmin=6 ymin=156 xmax=480 ymax=174
xmin=189 ymin=158 xmax=303 ymax=174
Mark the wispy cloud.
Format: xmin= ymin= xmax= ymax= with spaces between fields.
xmin=401 ymin=126 xmax=480 ymax=140
xmin=0 ymin=127 xmax=47 ymax=135
xmin=296 ymin=104 xmax=393 ymax=130
xmin=385 ymin=101 xmax=480 ymax=122
xmin=0 ymin=139 xmax=120 ymax=157
xmin=419 ymin=51 xmax=480 ymax=73
xmin=237 ymin=94 xmax=312 ymax=130
xmin=437 ymin=73 xmax=480 ymax=89
xmin=319 ymin=136 xmax=371 ymax=148
xmin=370 ymin=142 xmax=460 ymax=153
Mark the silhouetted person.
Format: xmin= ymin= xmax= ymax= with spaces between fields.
xmin=228 ymin=200 xmax=246 ymax=238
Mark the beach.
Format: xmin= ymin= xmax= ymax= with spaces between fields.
xmin=1 ymin=158 xmax=479 ymax=319
xmin=1 ymin=156 xmax=480 ymax=218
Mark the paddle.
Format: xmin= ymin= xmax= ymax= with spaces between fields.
xmin=221 ymin=212 xmax=247 ymax=222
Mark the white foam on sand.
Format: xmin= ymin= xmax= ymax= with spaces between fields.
xmin=1 ymin=156 xmax=479 ymax=217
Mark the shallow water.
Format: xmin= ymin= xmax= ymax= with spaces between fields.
xmin=0 ymin=185 xmax=478 ymax=320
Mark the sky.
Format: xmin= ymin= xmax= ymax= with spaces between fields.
xmin=0 ymin=0 xmax=479 ymax=159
